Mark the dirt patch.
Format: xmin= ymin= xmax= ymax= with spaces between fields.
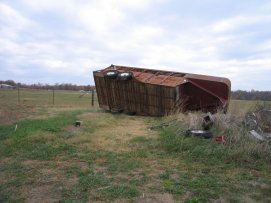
xmin=0 ymin=104 xmax=37 ymax=125
xmin=0 ymin=110 xmax=26 ymax=125
xmin=62 ymin=125 xmax=83 ymax=139
xmin=21 ymin=159 xmax=79 ymax=203
xmin=0 ymin=172 xmax=13 ymax=185
xmin=180 ymin=191 xmax=194 ymax=202
xmin=25 ymin=185 xmax=61 ymax=203
xmin=64 ymin=125 xmax=82 ymax=133
xmin=38 ymin=165 xmax=78 ymax=187
xmin=136 ymin=193 xmax=175 ymax=203
xmin=22 ymin=158 xmax=88 ymax=170
xmin=0 ymin=104 xmax=88 ymax=125
xmin=76 ymin=112 xmax=156 ymax=152
xmin=248 ymin=181 xmax=270 ymax=190
xmin=0 ymin=157 xmax=13 ymax=164
xmin=21 ymin=159 xmax=47 ymax=167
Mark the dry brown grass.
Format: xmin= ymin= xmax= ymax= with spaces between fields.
xmin=67 ymin=112 xmax=156 ymax=152
xmin=136 ymin=193 xmax=175 ymax=203
xmin=228 ymin=100 xmax=270 ymax=116
xmin=0 ymin=88 xmax=96 ymax=124
xmin=18 ymin=159 xmax=91 ymax=203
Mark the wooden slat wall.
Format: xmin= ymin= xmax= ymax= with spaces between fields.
xmin=94 ymin=72 xmax=177 ymax=116
xmin=94 ymin=74 xmax=109 ymax=109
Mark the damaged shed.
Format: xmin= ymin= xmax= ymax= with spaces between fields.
xmin=93 ymin=65 xmax=231 ymax=116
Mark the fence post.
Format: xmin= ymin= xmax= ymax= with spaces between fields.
xmin=91 ymin=89 xmax=94 ymax=106
xmin=17 ymin=86 xmax=20 ymax=103
xmin=53 ymin=88 xmax=55 ymax=105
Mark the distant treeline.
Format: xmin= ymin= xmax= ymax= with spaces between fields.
xmin=1 ymin=80 xmax=271 ymax=100
xmin=0 ymin=80 xmax=95 ymax=91
xmin=231 ymin=90 xmax=271 ymax=101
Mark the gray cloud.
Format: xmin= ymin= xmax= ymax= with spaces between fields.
xmin=0 ymin=0 xmax=270 ymax=90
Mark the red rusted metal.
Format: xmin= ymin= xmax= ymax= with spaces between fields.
xmin=93 ymin=64 xmax=231 ymax=116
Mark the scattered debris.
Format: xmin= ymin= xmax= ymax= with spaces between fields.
xmin=249 ymin=130 xmax=265 ymax=141
xmin=214 ymin=135 xmax=226 ymax=144
xmin=202 ymin=112 xmax=214 ymax=130
xmin=97 ymin=186 xmax=111 ymax=191
xmin=149 ymin=107 xmax=271 ymax=143
xmin=245 ymin=112 xmax=260 ymax=132
xmin=149 ymin=113 xmax=215 ymax=139
xmin=14 ymin=124 xmax=17 ymax=132
xmin=75 ymin=121 xmax=82 ymax=127
xmin=258 ymin=109 xmax=271 ymax=132
xmin=185 ymin=112 xmax=214 ymax=139
xmin=245 ymin=105 xmax=271 ymax=141
xmin=185 ymin=129 xmax=213 ymax=139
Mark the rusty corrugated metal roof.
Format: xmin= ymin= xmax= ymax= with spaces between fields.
xmin=102 ymin=64 xmax=230 ymax=87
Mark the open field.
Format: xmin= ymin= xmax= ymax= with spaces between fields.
xmin=0 ymin=88 xmax=271 ymax=202
xmin=0 ymin=88 xmax=93 ymax=124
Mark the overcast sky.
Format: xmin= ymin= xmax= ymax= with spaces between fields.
xmin=0 ymin=0 xmax=271 ymax=90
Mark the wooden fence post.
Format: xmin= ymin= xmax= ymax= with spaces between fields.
xmin=17 ymin=86 xmax=20 ymax=103
xmin=53 ymin=88 xmax=55 ymax=105
xmin=91 ymin=89 xmax=94 ymax=106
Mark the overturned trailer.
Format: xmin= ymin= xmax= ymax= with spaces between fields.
xmin=93 ymin=65 xmax=231 ymax=116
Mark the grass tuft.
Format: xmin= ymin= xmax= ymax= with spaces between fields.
xmin=98 ymin=185 xmax=139 ymax=201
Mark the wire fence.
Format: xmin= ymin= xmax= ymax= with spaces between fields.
xmin=0 ymin=87 xmax=97 ymax=108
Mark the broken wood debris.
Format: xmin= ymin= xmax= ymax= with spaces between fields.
xmin=245 ymin=105 xmax=271 ymax=141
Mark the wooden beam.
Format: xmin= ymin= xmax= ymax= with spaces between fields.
xmin=144 ymin=72 xmax=161 ymax=83
xmin=158 ymin=72 xmax=175 ymax=84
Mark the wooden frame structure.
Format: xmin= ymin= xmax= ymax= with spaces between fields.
xmin=93 ymin=64 xmax=231 ymax=116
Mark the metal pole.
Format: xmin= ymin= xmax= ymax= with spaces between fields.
xmin=53 ymin=88 xmax=55 ymax=105
xmin=17 ymin=86 xmax=20 ymax=103
xmin=91 ymin=89 xmax=94 ymax=106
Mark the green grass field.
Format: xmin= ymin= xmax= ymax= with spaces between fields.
xmin=0 ymin=88 xmax=271 ymax=202
xmin=0 ymin=88 xmax=93 ymax=124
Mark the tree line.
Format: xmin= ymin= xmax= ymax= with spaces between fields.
xmin=0 ymin=80 xmax=94 ymax=91
xmin=231 ymin=90 xmax=271 ymax=101
xmin=1 ymin=80 xmax=271 ymax=100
